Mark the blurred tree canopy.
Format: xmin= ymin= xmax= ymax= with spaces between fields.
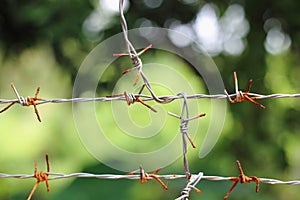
xmin=0 ymin=0 xmax=300 ymax=199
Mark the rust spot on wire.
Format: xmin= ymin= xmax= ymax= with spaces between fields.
xmin=223 ymin=160 xmax=260 ymax=200
xmin=27 ymin=154 xmax=50 ymax=200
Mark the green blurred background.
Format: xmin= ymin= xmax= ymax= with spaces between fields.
xmin=0 ymin=0 xmax=300 ymax=199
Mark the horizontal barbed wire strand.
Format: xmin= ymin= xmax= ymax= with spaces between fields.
xmin=1 ymin=92 xmax=300 ymax=105
xmin=1 ymin=172 xmax=300 ymax=185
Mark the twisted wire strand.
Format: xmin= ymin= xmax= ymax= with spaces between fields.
xmin=1 ymin=172 xmax=300 ymax=185
xmin=167 ymin=92 xmax=205 ymax=179
xmin=1 ymin=92 xmax=300 ymax=105
xmin=175 ymin=93 xmax=191 ymax=178
xmin=119 ymin=0 xmax=137 ymax=56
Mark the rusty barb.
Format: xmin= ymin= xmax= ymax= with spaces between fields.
xmin=223 ymin=160 xmax=260 ymax=200
xmin=27 ymin=154 xmax=50 ymax=200
xmin=225 ymin=72 xmax=266 ymax=109
xmin=107 ymin=92 xmax=157 ymax=112
xmin=123 ymin=165 xmax=168 ymax=190
xmin=114 ymin=44 xmax=174 ymax=106
xmin=113 ymin=44 xmax=152 ymax=87
xmin=0 ymin=83 xmax=43 ymax=122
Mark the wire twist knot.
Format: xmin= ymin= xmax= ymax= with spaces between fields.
xmin=223 ymin=160 xmax=260 ymax=200
xmin=0 ymin=83 xmax=43 ymax=122
xmin=123 ymin=166 xmax=168 ymax=190
xmin=124 ymin=91 xmax=157 ymax=112
xmin=130 ymin=54 xmax=142 ymax=69
xmin=225 ymin=72 xmax=265 ymax=109
xmin=124 ymin=92 xmax=139 ymax=105
xmin=180 ymin=120 xmax=189 ymax=133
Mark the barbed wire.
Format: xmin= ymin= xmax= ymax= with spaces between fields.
xmin=1 ymin=91 xmax=300 ymax=105
xmin=1 ymin=0 xmax=300 ymax=199
xmin=1 ymin=83 xmax=300 ymax=122
xmin=2 ymin=172 xmax=300 ymax=185
xmin=1 ymin=156 xmax=300 ymax=200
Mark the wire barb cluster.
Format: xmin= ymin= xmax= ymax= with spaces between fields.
xmin=122 ymin=166 xmax=168 ymax=190
xmin=26 ymin=154 xmax=50 ymax=200
xmin=225 ymin=72 xmax=266 ymax=109
xmin=0 ymin=83 xmax=43 ymax=122
xmin=223 ymin=160 xmax=260 ymax=200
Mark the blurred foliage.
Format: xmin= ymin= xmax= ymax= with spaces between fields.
xmin=0 ymin=0 xmax=300 ymax=200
